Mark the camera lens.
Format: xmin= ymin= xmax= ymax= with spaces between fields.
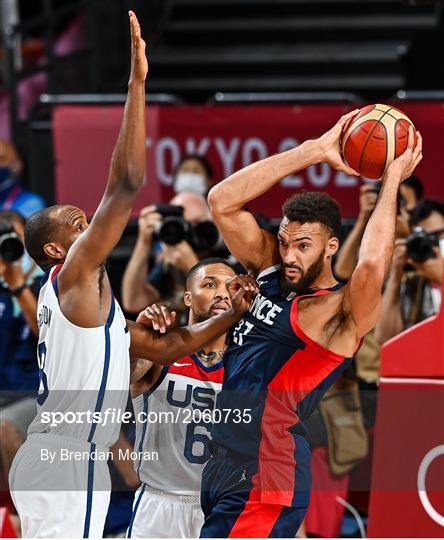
xmin=0 ymin=233 xmax=24 ymax=262
xmin=191 ymin=221 xmax=219 ymax=252
xmin=405 ymin=227 xmax=437 ymax=263
xmin=157 ymin=217 xmax=187 ymax=246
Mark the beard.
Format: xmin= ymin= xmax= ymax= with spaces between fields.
xmin=280 ymin=249 xmax=325 ymax=296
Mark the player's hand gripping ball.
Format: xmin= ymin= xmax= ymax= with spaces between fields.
xmin=340 ymin=104 xmax=417 ymax=180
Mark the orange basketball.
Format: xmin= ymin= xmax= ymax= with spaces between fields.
xmin=340 ymin=104 xmax=417 ymax=179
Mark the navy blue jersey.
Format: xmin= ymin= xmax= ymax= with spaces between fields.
xmin=211 ymin=265 xmax=357 ymax=507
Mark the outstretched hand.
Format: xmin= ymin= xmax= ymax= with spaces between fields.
xmin=129 ymin=10 xmax=148 ymax=84
xmin=317 ymin=110 xmax=360 ymax=176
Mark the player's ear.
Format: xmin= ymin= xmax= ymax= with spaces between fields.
xmin=184 ymin=290 xmax=192 ymax=308
xmin=326 ymin=236 xmax=339 ymax=258
xmin=43 ymin=242 xmax=65 ymax=261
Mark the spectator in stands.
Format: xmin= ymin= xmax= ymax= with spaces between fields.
xmin=172 ymin=154 xmax=214 ymax=196
xmin=0 ymin=210 xmax=43 ymax=483
xmin=335 ymin=176 xmax=422 ymax=281
xmin=374 ymin=198 xmax=443 ymax=343
xmin=0 ymin=140 xmax=45 ymax=218
xmin=122 ymin=192 xmax=226 ymax=323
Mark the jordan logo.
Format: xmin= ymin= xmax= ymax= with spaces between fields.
xmin=239 ymin=469 xmax=247 ymax=483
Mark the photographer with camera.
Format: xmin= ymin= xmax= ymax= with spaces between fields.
xmin=335 ymin=177 xmax=421 ymax=281
xmin=0 ymin=210 xmax=43 ymax=483
xmin=374 ymin=198 xmax=443 ymax=344
xmin=122 ymin=192 xmax=224 ymax=322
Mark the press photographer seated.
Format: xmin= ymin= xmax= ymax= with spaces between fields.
xmin=375 ymin=198 xmax=444 ymax=344
xmin=122 ymin=192 xmax=225 ymax=323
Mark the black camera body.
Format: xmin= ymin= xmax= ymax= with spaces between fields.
xmin=154 ymin=204 xmax=219 ymax=252
xmin=405 ymin=227 xmax=439 ymax=263
xmin=0 ymin=223 xmax=24 ymax=262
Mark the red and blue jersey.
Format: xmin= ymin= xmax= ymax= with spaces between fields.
xmin=211 ymin=265 xmax=356 ymax=507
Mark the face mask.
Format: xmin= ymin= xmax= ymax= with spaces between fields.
xmin=0 ymin=166 xmax=13 ymax=188
xmin=174 ymin=173 xmax=208 ymax=196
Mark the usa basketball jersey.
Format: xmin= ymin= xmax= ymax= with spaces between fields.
xmin=28 ymin=264 xmax=130 ymax=448
xmin=133 ymin=354 xmax=224 ymax=494
xmin=211 ymin=265 xmax=358 ymax=507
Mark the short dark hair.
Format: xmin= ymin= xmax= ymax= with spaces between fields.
xmin=282 ymin=192 xmax=342 ymax=238
xmin=0 ymin=209 xmax=25 ymax=227
xmin=173 ymin=154 xmax=213 ymax=180
xmin=186 ymin=257 xmax=235 ymax=288
xmin=401 ymin=175 xmax=424 ymax=202
xmin=410 ymin=198 xmax=444 ymax=226
xmin=24 ymin=205 xmax=63 ymax=270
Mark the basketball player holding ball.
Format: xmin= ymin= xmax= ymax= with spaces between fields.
xmin=201 ymin=112 xmax=422 ymax=538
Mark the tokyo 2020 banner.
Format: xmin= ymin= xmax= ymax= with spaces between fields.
xmin=53 ymin=103 xmax=444 ymax=219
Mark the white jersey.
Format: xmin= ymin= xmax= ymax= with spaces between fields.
xmin=133 ymin=354 xmax=224 ymax=494
xmin=28 ymin=264 xmax=130 ymax=448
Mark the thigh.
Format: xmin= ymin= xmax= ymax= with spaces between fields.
xmin=9 ymin=440 xmax=110 ymax=538
xmin=128 ymin=490 xmax=174 ymax=538
xmin=129 ymin=491 xmax=201 ymax=539
xmin=11 ymin=489 xmax=109 ymax=538
xmin=203 ymin=498 xmax=307 ymax=539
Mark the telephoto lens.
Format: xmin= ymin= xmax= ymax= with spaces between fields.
xmin=154 ymin=204 xmax=188 ymax=245
xmin=0 ymin=224 xmax=24 ymax=262
xmin=405 ymin=227 xmax=438 ymax=263
xmin=191 ymin=220 xmax=220 ymax=251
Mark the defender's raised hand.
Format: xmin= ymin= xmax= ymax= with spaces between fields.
xmin=129 ymin=10 xmax=148 ymax=84
xmin=137 ymin=304 xmax=177 ymax=334
xmin=226 ymin=275 xmax=259 ymax=317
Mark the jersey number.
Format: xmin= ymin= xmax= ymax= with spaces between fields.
xmin=184 ymin=422 xmax=211 ymax=464
xmin=232 ymin=319 xmax=254 ymax=345
xmin=37 ymin=341 xmax=49 ymax=406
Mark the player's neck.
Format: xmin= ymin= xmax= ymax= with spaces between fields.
xmin=196 ymin=335 xmax=227 ymax=366
xmin=309 ymin=267 xmax=339 ymax=291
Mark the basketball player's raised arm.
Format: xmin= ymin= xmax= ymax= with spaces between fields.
xmin=66 ymin=11 xmax=147 ymax=271
xmin=346 ymin=127 xmax=423 ymax=337
xmin=128 ymin=275 xmax=258 ymax=364
xmin=208 ymin=111 xmax=359 ymax=275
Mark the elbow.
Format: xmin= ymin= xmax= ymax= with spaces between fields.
xmin=122 ymin=292 xmax=143 ymax=314
xmin=122 ymin=173 xmax=143 ymax=193
xmin=208 ymin=185 xmax=231 ymax=217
